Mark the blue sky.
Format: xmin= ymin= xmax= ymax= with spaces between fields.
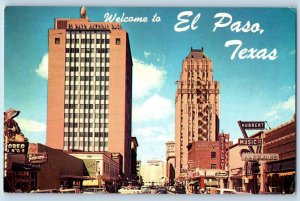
xmin=4 ymin=7 xmax=296 ymax=163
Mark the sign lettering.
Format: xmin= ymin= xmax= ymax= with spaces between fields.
xmin=242 ymin=153 xmax=279 ymax=161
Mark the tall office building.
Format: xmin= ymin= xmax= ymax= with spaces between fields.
xmin=175 ymin=48 xmax=220 ymax=177
xmin=47 ymin=7 xmax=133 ymax=176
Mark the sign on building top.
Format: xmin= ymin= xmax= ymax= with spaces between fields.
xmin=240 ymin=121 xmax=265 ymax=130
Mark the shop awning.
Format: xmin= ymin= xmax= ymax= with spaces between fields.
xmin=189 ymin=181 xmax=199 ymax=185
xmin=11 ymin=162 xmax=40 ymax=171
xmin=279 ymin=171 xmax=295 ymax=176
xmin=59 ymin=175 xmax=95 ymax=180
xmin=83 ymin=179 xmax=99 ymax=186
xmin=267 ymin=171 xmax=295 ymax=177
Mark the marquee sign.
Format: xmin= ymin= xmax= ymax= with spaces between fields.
xmin=215 ymin=171 xmax=228 ymax=179
xmin=28 ymin=153 xmax=48 ymax=164
xmin=242 ymin=153 xmax=279 ymax=161
xmin=6 ymin=142 xmax=28 ymax=154
xmin=238 ymin=138 xmax=263 ymax=146
xmin=219 ymin=133 xmax=230 ymax=170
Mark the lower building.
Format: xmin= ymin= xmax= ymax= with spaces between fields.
xmin=68 ymin=151 xmax=120 ymax=192
xmin=5 ymin=143 xmax=89 ymax=192
xmin=228 ymin=115 xmax=296 ymax=194
xmin=263 ymin=115 xmax=296 ymax=194
xmin=140 ymin=160 xmax=165 ymax=186
xmin=130 ymin=137 xmax=139 ymax=180
xmin=165 ymin=141 xmax=175 ymax=186
xmin=187 ymin=141 xmax=228 ymax=191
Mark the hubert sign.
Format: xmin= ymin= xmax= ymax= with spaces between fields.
xmin=239 ymin=121 xmax=265 ymax=130
xmin=242 ymin=153 xmax=279 ymax=161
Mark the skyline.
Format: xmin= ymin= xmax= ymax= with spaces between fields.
xmin=4 ymin=7 xmax=296 ymax=163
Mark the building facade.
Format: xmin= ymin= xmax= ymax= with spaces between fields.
xmin=228 ymin=115 xmax=296 ymax=194
xmin=188 ymin=141 xmax=221 ymax=170
xmin=140 ymin=160 xmax=165 ymax=186
xmin=263 ymin=116 xmax=296 ymax=194
xmin=165 ymin=141 xmax=175 ymax=186
xmin=175 ymin=48 xmax=220 ymax=177
xmin=5 ymin=143 xmax=89 ymax=192
xmin=69 ymin=151 xmax=119 ymax=189
xmin=130 ymin=137 xmax=139 ymax=178
xmin=46 ymin=7 xmax=133 ymax=176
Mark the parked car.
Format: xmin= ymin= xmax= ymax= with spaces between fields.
xmin=168 ymin=186 xmax=176 ymax=193
xmin=156 ymin=186 xmax=167 ymax=194
xmin=60 ymin=188 xmax=81 ymax=193
xmin=214 ymin=188 xmax=236 ymax=194
xmin=140 ymin=186 xmax=151 ymax=194
xmin=30 ymin=189 xmax=60 ymax=193
xmin=83 ymin=188 xmax=108 ymax=194
xmin=118 ymin=186 xmax=141 ymax=194
xmin=175 ymin=186 xmax=186 ymax=194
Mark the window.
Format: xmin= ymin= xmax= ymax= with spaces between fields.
xmin=211 ymin=164 xmax=216 ymax=169
xmin=55 ymin=38 xmax=60 ymax=44
xmin=211 ymin=151 xmax=216 ymax=159
xmin=116 ymin=38 xmax=121 ymax=45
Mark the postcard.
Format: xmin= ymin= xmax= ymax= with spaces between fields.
xmin=3 ymin=7 xmax=296 ymax=195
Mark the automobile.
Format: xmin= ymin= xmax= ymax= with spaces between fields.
xmin=214 ymin=188 xmax=236 ymax=194
xmin=60 ymin=188 xmax=81 ymax=193
xmin=156 ymin=186 xmax=167 ymax=194
xmin=206 ymin=187 xmax=217 ymax=194
xmin=175 ymin=186 xmax=186 ymax=194
xmin=140 ymin=186 xmax=151 ymax=194
xmin=30 ymin=189 xmax=60 ymax=193
xmin=118 ymin=187 xmax=141 ymax=194
xmin=168 ymin=186 xmax=176 ymax=193
xmin=83 ymin=188 xmax=108 ymax=194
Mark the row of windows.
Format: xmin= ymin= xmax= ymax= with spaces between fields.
xmin=66 ymin=57 xmax=110 ymax=63
xmin=66 ymin=67 xmax=109 ymax=72
xmin=64 ymin=122 xmax=109 ymax=128
xmin=64 ymin=112 xmax=109 ymax=118
xmin=66 ymin=85 xmax=109 ymax=91
xmin=64 ymin=132 xmax=108 ymax=137
xmin=66 ymin=48 xmax=110 ymax=54
xmin=65 ymin=94 xmax=109 ymax=100
xmin=64 ymin=141 xmax=108 ymax=147
xmin=65 ymin=76 xmax=109 ymax=83
xmin=66 ymin=39 xmax=110 ymax=44
xmin=64 ymin=102 xmax=109 ymax=109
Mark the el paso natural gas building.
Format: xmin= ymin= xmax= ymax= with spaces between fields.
xmin=47 ymin=8 xmax=134 ymax=177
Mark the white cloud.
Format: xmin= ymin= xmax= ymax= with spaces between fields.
xmin=289 ymin=50 xmax=295 ymax=55
xmin=134 ymin=126 xmax=164 ymax=137
xmin=150 ymin=134 xmax=173 ymax=142
xmin=280 ymin=85 xmax=294 ymax=92
xmin=133 ymin=94 xmax=174 ymax=122
xmin=133 ymin=58 xmax=166 ymax=99
xmin=273 ymin=95 xmax=295 ymax=111
xmin=144 ymin=51 xmax=151 ymax=58
xmin=264 ymin=95 xmax=295 ymax=121
xmin=265 ymin=110 xmax=277 ymax=117
xmin=35 ymin=53 xmax=48 ymax=79
xmin=16 ymin=118 xmax=46 ymax=133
